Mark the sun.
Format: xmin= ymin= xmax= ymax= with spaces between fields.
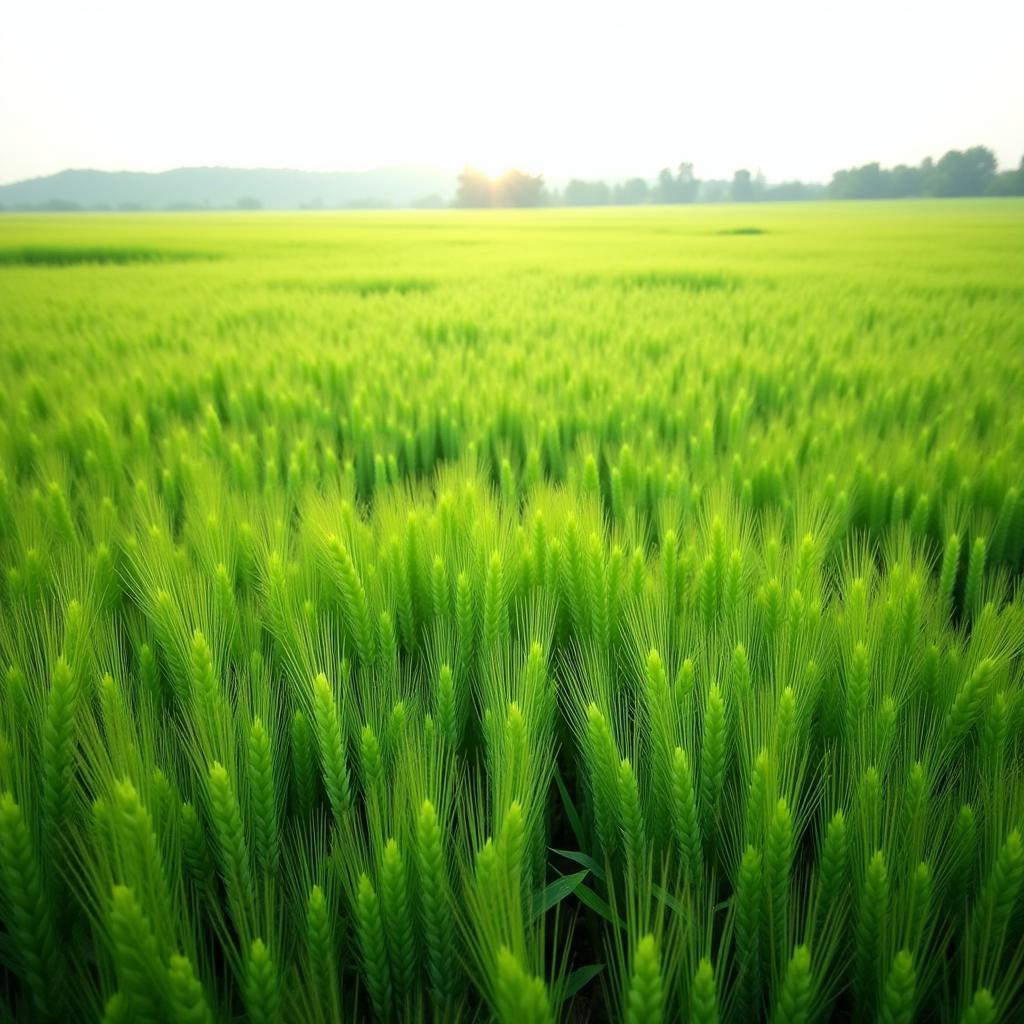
xmin=461 ymin=156 xmax=528 ymax=179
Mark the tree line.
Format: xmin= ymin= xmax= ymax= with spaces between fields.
xmin=455 ymin=146 xmax=1024 ymax=207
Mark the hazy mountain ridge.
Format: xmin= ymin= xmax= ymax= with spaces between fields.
xmin=0 ymin=166 xmax=456 ymax=210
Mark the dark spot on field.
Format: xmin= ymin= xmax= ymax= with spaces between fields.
xmin=566 ymin=270 xmax=740 ymax=295
xmin=917 ymin=282 xmax=1024 ymax=305
xmin=270 ymin=276 xmax=437 ymax=297
xmin=215 ymin=306 xmax=297 ymax=335
xmin=0 ymin=246 xmax=209 ymax=267
xmin=616 ymin=270 xmax=739 ymax=292
xmin=718 ymin=227 xmax=766 ymax=236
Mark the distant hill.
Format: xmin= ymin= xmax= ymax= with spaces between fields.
xmin=0 ymin=166 xmax=455 ymax=211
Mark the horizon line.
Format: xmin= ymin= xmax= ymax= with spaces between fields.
xmin=3 ymin=141 xmax=1022 ymax=191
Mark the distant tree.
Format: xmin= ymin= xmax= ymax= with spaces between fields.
xmin=731 ymin=169 xmax=755 ymax=202
xmin=889 ymin=164 xmax=925 ymax=198
xmin=565 ymin=179 xmax=611 ymax=206
xmin=653 ymin=168 xmax=677 ymax=203
xmin=927 ymin=146 xmax=997 ymax=197
xmin=828 ymin=162 xmax=888 ymax=199
xmin=987 ymin=156 xmax=1024 ymax=196
xmin=446 ymin=146 xmax=1018 ymax=209
xmin=699 ymin=180 xmax=731 ymax=203
xmin=614 ymin=178 xmax=649 ymax=204
xmin=236 ymin=196 xmax=263 ymax=210
xmin=456 ymin=168 xmax=545 ymax=207
xmin=455 ymin=168 xmax=493 ymax=207
xmin=564 ymin=179 xmax=586 ymax=205
xmin=412 ymin=193 xmax=446 ymax=209
xmin=652 ymin=163 xmax=699 ymax=203
xmin=676 ymin=162 xmax=698 ymax=203
xmin=493 ymin=169 xmax=545 ymax=207
xmin=763 ymin=181 xmax=825 ymax=201
xmin=829 ymin=148 xmax=1003 ymax=200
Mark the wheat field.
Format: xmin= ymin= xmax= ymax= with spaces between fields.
xmin=0 ymin=201 xmax=1023 ymax=1022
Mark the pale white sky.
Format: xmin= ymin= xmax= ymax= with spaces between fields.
xmin=1 ymin=0 xmax=1022 ymax=185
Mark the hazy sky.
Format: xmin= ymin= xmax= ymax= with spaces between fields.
xmin=2 ymin=0 xmax=1022 ymax=185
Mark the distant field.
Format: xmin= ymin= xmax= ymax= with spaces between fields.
xmin=1 ymin=202 xmax=1023 ymax=1022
